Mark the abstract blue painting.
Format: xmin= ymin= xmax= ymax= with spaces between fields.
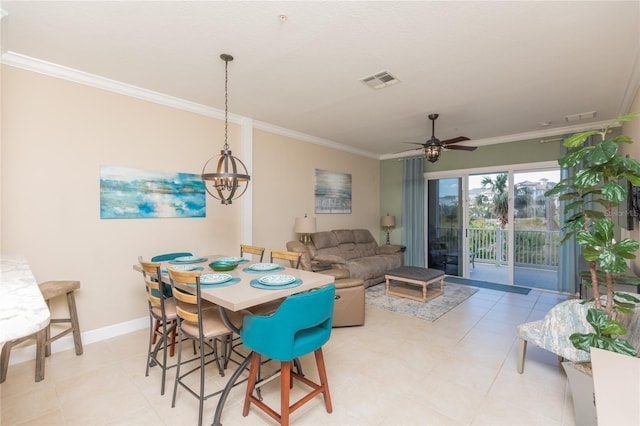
xmin=315 ymin=169 xmax=352 ymax=214
xmin=100 ymin=166 xmax=206 ymax=219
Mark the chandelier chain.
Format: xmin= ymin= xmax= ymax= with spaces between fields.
xmin=223 ymin=57 xmax=229 ymax=150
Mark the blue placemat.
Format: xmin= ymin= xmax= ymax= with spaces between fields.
xmin=161 ymin=266 xmax=204 ymax=274
xmin=169 ymin=256 xmax=208 ymax=264
xmin=186 ymin=276 xmax=241 ymax=288
xmin=250 ymin=278 xmax=302 ymax=290
xmin=215 ymin=257 xmax=249 ymax=264
xmin=243 ymin=266 xmax=285 ymax=274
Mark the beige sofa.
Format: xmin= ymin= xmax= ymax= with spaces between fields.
xmin=287 ymin=229 xmax=403 ymax=288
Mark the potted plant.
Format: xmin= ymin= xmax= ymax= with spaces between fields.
xmin=545 ymin=112 xmax=640 ymax=424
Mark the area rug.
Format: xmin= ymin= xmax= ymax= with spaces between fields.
xmin=445 ymin=276 xmax=531 ymax=295
xmin=365 ymin=282 xmax=479 ymax=322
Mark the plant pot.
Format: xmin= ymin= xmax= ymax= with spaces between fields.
xmin=562 ymin=361 xmax=597 ymax=426
xmin=591 ymin=347 xmax=640 ymax=425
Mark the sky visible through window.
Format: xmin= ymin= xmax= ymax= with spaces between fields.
xmin=438 ymin=170 xmax=560 ymax=197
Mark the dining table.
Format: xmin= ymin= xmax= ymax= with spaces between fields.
xmin=133 ymin=254 xmax=335 ymax=426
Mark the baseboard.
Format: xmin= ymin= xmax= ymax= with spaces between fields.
xmin=7 ymin=316 xmax=148 ymax=366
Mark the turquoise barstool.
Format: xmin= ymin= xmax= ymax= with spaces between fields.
xmin=240 ymin=284 xmax=335 ymax=426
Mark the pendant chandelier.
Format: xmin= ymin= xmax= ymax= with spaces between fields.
xmin=424 ymin=140 xmax=442 ymax=163
xmin=201 ymin=54 xmax=250 ymax=205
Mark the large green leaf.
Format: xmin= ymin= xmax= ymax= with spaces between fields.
xmin=544 ymin=183 xmax=569 ymax=197
xmin=582 ymin=246 xmax=601 ymax=261
xmin=587 ymin=140 xmax=617 ymax=165
xmin=601 ymin=180 xmax=626 ymax=202
xmin=613 ymin=135 xmax=633 ymax=144
xmin=574 ymin=168 xmax=603 ymax=188
xmin=593 ymin=218 xmax=614 ymax=241
xmin=576 ymin=230 xmax=601 ymax=246
xmin=609 ymin=111 xmax=640 ymax=126
xmin=564 ymin=130 xmax=599 ymax=148
xmin=613 ymin=238 xmax=640 ymax=253
xmin=598 ymin=250 xmax=628 ymax=273
xmin=559 ymin=147 xmax=591 ymax=168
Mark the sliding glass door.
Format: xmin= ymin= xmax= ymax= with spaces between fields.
xmin=427 ymin=177 xmax=464 ymax=276
xmin=426 ymin=163 xmax=561 ymax=291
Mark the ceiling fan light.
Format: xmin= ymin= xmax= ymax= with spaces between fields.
xmin=425 ymin=144 xmax=441 ymax=163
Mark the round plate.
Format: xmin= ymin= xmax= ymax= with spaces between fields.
xmin=171 ymin=264 xmax=197 ymax=271
xmin=258 ymin=274 xmax=296 ymax=286
xmin=250 ymin=263 xmax=279 ymax=271
xmin=216 ymin=256 xmax=244 ymax=263
xmin=174 ymin=255 xmax=203 ymax=263
xmin=200 ymin=273 xmax=232 ymax=284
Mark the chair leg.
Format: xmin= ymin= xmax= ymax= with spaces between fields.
xmin=517 ymin=338 xmax=527 ymax=374
xmin=146 ymin=316 xmax=154 ymax=376
xmin=243 ymin=352 xmax=261 ymax=417
xmin=151 ymin=319 xmax=161 ymax=345
xmin=281 ymin=361 xmax=292 ymax=426
xmin=35 ymin=328 xmax=46 ymax=382
xmin=66 ymin=291 xmax=83 ymax=355
xmin=314 ymin=348 xmax=333 ymax=413
xmin=0 ymin=340 xmax=14 ymax=383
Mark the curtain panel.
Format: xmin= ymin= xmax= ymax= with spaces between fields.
xmin=401 ymin=157 xmax=426 ymax=266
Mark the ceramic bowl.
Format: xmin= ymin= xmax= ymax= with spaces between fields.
xmin=209 ymin=260 xmax=240 ymax=271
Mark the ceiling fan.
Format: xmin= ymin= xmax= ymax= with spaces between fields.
xmin=399 ymin=113 xmax=476 ymax=163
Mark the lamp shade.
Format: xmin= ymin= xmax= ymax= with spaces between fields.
xmin=294 ymin=216 xmax=317 ymax=234
xmin=381 ymin=215 xmax=396 ymax=228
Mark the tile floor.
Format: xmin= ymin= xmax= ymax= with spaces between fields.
xmin=0 ymin=286 xmax=577 ymax=426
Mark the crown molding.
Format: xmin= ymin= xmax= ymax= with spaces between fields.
xmin=1 ymin=51 xmax=381 ymax=159
xmin=379 ymin=120 xmax=620 ymax=161
xmin=253 ymin=121 xmax=379 ymax=160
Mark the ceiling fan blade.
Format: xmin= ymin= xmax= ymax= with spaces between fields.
xmin=444 ymin=145 xmax=477 ymax=151
xmin=402 ymin=142 xmax=427 ymax=146
xmin=441 ymin=136 xmax=470 ymax=145
xmin=393 ymin=146 xmax=424 ymax=154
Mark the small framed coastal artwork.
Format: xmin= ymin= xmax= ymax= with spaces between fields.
xmin=315 ymin=169 xmax=352 ymax=214
xmin=100 ymin=165 xmax=206 ymax=219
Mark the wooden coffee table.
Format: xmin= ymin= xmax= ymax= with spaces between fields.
xmin=385 ymin=266 xmax=445 ymax=303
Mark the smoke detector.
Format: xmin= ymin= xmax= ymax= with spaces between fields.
xmin=360 ymin=71 xmax=400 ymax=90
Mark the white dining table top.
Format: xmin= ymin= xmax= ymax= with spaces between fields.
xmin=0 ymin=255 xmax=50 ymax=347
xmin=134 ymin=254 xmax=334 ymax=312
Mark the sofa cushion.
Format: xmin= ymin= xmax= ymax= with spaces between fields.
xmin=334 ymin=229 xmax=356 ymax=244
xmin=354 ymin=229 xmax=375 ymax=244
xmin=312 ymin=231 xmax=339 ymax=250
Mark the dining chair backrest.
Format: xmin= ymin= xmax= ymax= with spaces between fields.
xmin=166 ymin=268 xmax=204 ymax=333
xmin=240 ymin=284 xmax=336 ymax=361
xmin=240 ymin=245 xmax=265 ymax=262
xmin=270 ymin=249 xmax=302 ymax=269
xmin=151 ymin=252 xmax=193 ymax=262
xmin=138 ymin=256 xmax=168 ymax=299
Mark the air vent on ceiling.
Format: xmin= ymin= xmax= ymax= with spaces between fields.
xmin=565 ymin=111 xmax=597 ymax=122
xmin=360 ymin=70 xmax=400 ymax=90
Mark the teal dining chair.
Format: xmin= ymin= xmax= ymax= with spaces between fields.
xmin=240 ymin=284 xmax=336 ymax=426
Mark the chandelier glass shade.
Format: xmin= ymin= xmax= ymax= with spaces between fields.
xmin=425 ymin=140 xmax=442 ymax=163
xmin=201 ymin=53 xmax=251 ymax=205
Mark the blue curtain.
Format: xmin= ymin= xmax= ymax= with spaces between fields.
xmin=557 ymin=137 xmax=591 ymax=294
xmin=401 ymin=157 xmax=425 ymax=266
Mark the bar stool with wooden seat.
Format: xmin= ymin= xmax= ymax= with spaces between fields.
xmin=0 ymin=280 xmax=82 ymax=383
xmin=241 ymin=284 xmax=335 ymax=426
xmin=241 ymin=244 xmax=265 ymax=262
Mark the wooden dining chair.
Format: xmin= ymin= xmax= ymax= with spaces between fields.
xmin=270 ymin=249 xmax=302 ymax=269
xmin=148 ymin=252 xmax=193 ymax=353
xmin=167 ymin=268 xmax=245 ymax=426
xmin=138 ymin=257 xmax=179 ymax=395
xmin=240 ymin=244 xmax=265 ymax=262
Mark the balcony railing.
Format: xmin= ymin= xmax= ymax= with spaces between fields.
xmin=431 ymin=227 xmax=559 ymax=269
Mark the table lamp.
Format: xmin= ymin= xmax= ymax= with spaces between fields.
xmin=294 ymin=214 xmax=316 ymax=244
xmin=381 ymin=214 xmax=396 ymax=245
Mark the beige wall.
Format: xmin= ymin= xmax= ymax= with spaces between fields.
xmin=619 ymin=87 xmax=640 ymax=275
xmin=1 ymin=65 xmax=379 ymax=334
xmin=252 ymin=129 xmax=380 ymax=251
